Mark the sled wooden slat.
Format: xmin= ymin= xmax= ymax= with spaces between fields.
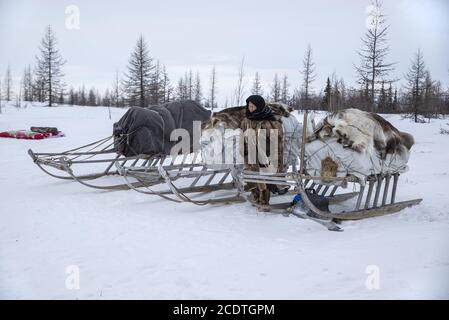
xmin=391 ymin=173 xmax=399 ymax=204
xmin=373 ymin=175 xmax=383 ymax=208
xmin=364 ymin=178 xmax=375 ymax=209
xmin=382 ymin=175 xmax=391 ymax=206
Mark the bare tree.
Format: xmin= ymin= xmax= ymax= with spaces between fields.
xmin=79 ymin=85 xmax=87 ymax=106
xmin=148 ymin=60 xmax=162 ymax=105
xmin=102 ymin=88 xmax=112 ymax=119
xmin=187 ymin=70 xmax=193 ymax=100
xmin=176 ymin=72 xmax=190 ymax=101
xmin=34 ymin=25 xmax=66 ymax=106
xmin=207 ymin=65 xmax=218 ymax=110
xmin=22 ymin=65 xmax=33 ymax=101
xmin=233 ymin=57 xmax=246 ymax=105
xmin=57 ymin=88 xmax=65 ymax=104
xmin=404 ymin=49 xmax=426 ymax=122
xmin=378 ymin=80 xmax=387 ymax=113
xmin=194 ymin=72 xmax=202 ymax=104
xmin=386 ymin=82 xmax=394 ymax=113
xmin=355 ymin=0 xmax=395 ymax=111
xmin=68 ymin=87 xmax=75 ymax=105
xmin=322 ymin=77 xmax=332 ymax=111
xmin=423 ymin=71 xmax=438 ymax=119
xmin=3 ymin=66 xmax=13 ymax=102
xmin=301 ymin=44 xmax=316 ymax=110
xmin=281 ymin=73 xmax=290 ymax=104
xmin=176 ymin=71 xmax=194 ymax=101
xmin=122 ymin=35 xmax=154 ymax=107
xmin=331 ymin=72 xmax=342 ymax=111
xmin=161 ymin=65 xmax=172 ymax=103
xmin=88 ymin=87 xmax=97 ymax=106
xmin=14 ymin=91 xmax=22 ymax=109
xmin=112 ymin=70 xmax=122 ymax=107
xmin=270 ymin=73 xmax=281 ymax=102
xmin=251 ymin=72 xmax=263 ymax=96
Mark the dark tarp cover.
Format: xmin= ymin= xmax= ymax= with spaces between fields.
xmin=113 ymin=100 xmax=211 ymax=156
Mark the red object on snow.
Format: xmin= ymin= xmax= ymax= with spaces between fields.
xmin=0 ymin=130 xmax=64 ymax=140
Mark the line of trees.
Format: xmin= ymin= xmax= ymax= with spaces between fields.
xmin=1 ymin=25 xmax=65 ymax=107
xmin=2 ymin=0 xmax=449 ymax=122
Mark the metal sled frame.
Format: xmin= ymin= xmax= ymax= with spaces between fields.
xmin=116 ymin=152 xmax=245 ymax=205
xmin=27 ymin=135 xmax=161 ymax=190
xmin=28 ymin=134 xmax=242 ymax=200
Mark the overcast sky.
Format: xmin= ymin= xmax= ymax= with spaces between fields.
xmin=1 ymin=0 xmax=448 ymax=105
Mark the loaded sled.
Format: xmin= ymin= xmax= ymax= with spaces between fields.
xmin=28 ymin=100 xmax=212 ymax=190
xmin=28 ymin=102 xmax=422 ymax=231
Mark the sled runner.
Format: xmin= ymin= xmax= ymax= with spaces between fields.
xmin=116 ymin=152 xmax=243 ymax=204
xmin=28 ymin=135 xmax=149 ymax=190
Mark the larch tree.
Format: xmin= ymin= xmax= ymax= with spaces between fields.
xmin=187 ymin=70 xmax=193 ymax=100
xmin=301 ymin=44 xmax=316 ymax=110
xmin=355 ymin=0 xmax=395 ymax=111
xmin=322 ymin=77 xmax=332 ymax=111
xmin=22 ymin=65 xmax=33 ymax=102
xmin=112 ymin=70 xmax=122 ymax=107
xmin=177 ymin=71 xmax=193 ymax=101
xmin=3 ymin=66 xmax=13 ymax=102
xmin=251 ymin=72 xmax=263 ymax=96
xmin=423 ymin=70 xmax=437 ymax=118
xmin=68 ymin=87 xmax=75 ymax=105
xmin=58 ymin=88 xmax=65 ymax=104
xmin=281 ymin=73 xmax=290 ymax=104
xmin=88 ymin=87 xmax=97 ymax=106
xmin=404 ymin=49 xmax=427 ymax=122
xmin=207 ymin=65 xmax=218 ymax=110
xmin=270 ymin=73 xmax=281 ymax=102
xmin=233 ymin=57 xmax=246 ymax=105
xmin=194 ymin=72 xmax=202 ymax=104
xmin=160 ymin=65 xmax=172 ymax=103
xmin=34 ymin=25 xmax=66 ymax=106
xmin=148 ymin=60 xmax=161 ymax=105
xmin=79 ymin=85 xmax=87 ymax=106
xmin=122 ymin=35 xmax=154 ymax=107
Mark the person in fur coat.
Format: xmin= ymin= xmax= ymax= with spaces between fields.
xmin=241 ymin=95 xmax=285 ymax=206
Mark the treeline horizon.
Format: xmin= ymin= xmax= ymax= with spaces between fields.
xmin=1 ymin=0 xmax=448 ymax=122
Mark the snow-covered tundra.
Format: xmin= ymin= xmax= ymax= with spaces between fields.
xmin=0 ymin=103 xmax=448 ymax=299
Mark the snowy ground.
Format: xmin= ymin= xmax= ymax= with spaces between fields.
xmin=0 ymin=102 xmax=448 ymax=299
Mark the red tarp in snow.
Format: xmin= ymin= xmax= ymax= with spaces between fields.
xmin=0 ymin=130 xmax=65 ymax=140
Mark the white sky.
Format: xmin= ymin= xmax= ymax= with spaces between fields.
xmin=0 ymin=0 xmax=448 ymax=105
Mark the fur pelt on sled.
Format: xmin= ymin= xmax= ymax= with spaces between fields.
xmin=310 ymin=108 xmax=415 ymax=159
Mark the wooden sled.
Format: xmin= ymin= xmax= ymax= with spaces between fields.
xmin=137 ymin=111 xmax=423 ymax=231
xmin=28 ymin=135 xmax=164 ymax=190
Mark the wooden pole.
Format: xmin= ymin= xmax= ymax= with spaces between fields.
xmin=299 ymin=110 xmax=308 ymax=175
